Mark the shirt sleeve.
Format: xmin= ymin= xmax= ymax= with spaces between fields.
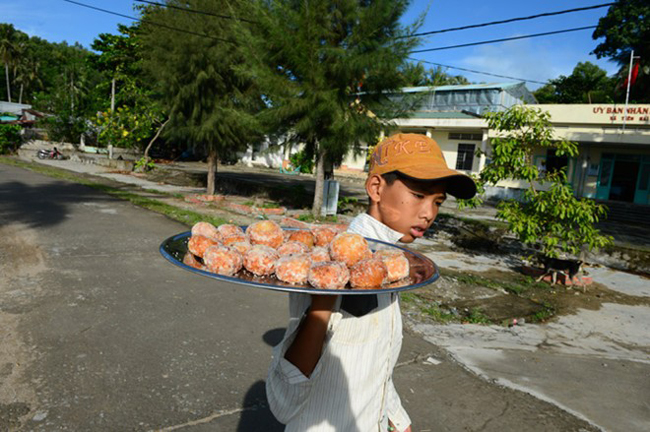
xmin=385 ymin=374 xmax=411 ymax=431
xmin=265 ymin=294 xmax=336 ymax=424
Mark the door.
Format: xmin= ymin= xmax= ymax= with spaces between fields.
xmin=596 ymin=155 xmax=614 ymax=200
xmin=634 ymin=159 xmax=650 ymax=205
xmin=609 ymin=159 xmax=640 ymax=202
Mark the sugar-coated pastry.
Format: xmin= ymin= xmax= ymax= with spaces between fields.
xmin=329 ymin=232 xmax=370 ymax=267
xmin=276 ymin=253 xmax=311 ymax=284
xmin=277 ymin=241 xmax=309 ymax=256
xmin=204 ymin=245 xmax=243 ymax=276
xmin=229 ymin=241 xmax=252 ymax=256
xmin=349 ymin=258 xmax=388 ymax=288
xmin=310 ymin=246 xmax=330 ymax=262
xmin=308 ymin=261 xmax=350 ymax=290
xmin=287 ymin=230 xmax=315 ymax=249
xmin=191 ymin=222 xmax=221 ymax=242
xmin=222 ymin=233 xmax=248 ymax=247
xmin=183 ymin=252 xmax=206 ymax=270
xmin=217 ymin=224 xmax=244 ymax=238
xmin=246 ymin=220 xmax=284 ymax=248
xmin=311 ymin=226 xmax=338 ymax=247
xmin=374 ymin=249 xmax=410 ymax=282
xmin=188 ymin=235 xmax=220 ymax=258
xmin=243 ymin=245 xmax=279 ymax=276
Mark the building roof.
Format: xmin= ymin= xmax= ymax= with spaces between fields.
xmin=400 ymin=82 xmax=526 ymax=93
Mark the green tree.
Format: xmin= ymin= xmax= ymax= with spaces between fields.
xmin=400 ymin=62 xmax=470 ymax=86
xmin=533 ymin=62 xmax=614 ymax=104
xmin=592 ymin=0 xmax=650 ymax=102
xmin=459 ymin=105 xmax=612 ymax=259
xmin=140 ymin=0 xmax=262 ymax=194
xmin=241 ymin=0 xmax=421 ymax=215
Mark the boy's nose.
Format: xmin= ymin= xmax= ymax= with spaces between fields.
xmin=419 ymin=203 xmax=436 ymax=222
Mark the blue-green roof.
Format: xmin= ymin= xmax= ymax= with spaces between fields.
xmin=0 ymin=115 xmax=18 ymax=122
xmin=400 ymin=83 xmax=523 ymax=93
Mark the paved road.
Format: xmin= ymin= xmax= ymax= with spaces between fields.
xmin=0 ymin=163 xmax=598 ymax=431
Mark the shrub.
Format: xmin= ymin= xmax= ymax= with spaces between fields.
xmin=0 ymin=124 xmax=23 ymax=154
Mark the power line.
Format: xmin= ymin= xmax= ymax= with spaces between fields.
xmin=61 ymin=0 xmax=233 ymax=43
xmin=407 ymin=57 xmax=547 ymax=85
xmin=404 ymin=3 xmax=613 ymax=39
xmin=411 ymin=26 xmax=597 ymax=54
xmin=133 ymin=0 xmax=256 ymax=24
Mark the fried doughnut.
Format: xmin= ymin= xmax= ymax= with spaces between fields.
xmin=329 ymin=232 xmax=370 ymax=267
xmin=277 ymin=241 xmax=309 ymax=256
xmin=222 ymin=233 xmax=248 ymax=247
xmin=349 ymin=258 xmax=388 ymax=289
xmin=246 ymin=220 xmax=284 ymax=248
xmin=308 ymin=261 xmax=350 ymax=290
xmin=188 ymin=235 xmax=220 ymax=258
xmin=204 ymin=245 xmax=243 ymax=276
xmin=243 ymin=245 xmax=279 ymax=276
xmin=374 ymin=249 xmax=410 ymax=282
xmin=217 ymin=224 xmax=244 ymax=238
xmin=311 ymin=226 xmax=338 ymax=247
xmin=183 ymin=252 xmax=206 ymax=270
xmin=275 ymin=253 xmax=311 ymax=284
xmin=310 ymin=246 xmax=330 ymax=262
xmin=229 ymin=241 xmax=252 ymax=256
xmin=287 ymin=230 xmax=315 ymax=249
xmin=191 ymin=222 xmax=221 ymax=242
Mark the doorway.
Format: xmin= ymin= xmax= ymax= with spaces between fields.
xmin=609 ymin=160 xmax=640 ymax=202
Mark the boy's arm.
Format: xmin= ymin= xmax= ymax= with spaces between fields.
xmin=284 ymin=295 xmax=337 ymax=377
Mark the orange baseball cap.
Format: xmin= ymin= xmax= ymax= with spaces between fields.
xmin=368 ymin=133 xmax=477 ymax=199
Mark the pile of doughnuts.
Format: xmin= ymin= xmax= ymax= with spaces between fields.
xmin=183 ymin=220 xmax=410 ymax=290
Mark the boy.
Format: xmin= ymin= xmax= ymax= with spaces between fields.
xmin=267 ymin=133 xmax=476 ymax=431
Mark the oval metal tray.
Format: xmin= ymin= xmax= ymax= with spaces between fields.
xmin=160 ymin=230 xmax=439 ymax=295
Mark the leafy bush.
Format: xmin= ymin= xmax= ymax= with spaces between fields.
xmin=289 ymin=149 xmax=314 ymax=174
xmin=0 ymin=124 xmax=23 ymax=154
xmin=459 ymin=106 xmax=613 ymax=258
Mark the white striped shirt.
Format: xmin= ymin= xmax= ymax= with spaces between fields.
xmin=266 ymin=213 xmax=411 ymax=432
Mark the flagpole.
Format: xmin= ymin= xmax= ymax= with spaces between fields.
xmin=622 ymin=50 xmax=635 ymax=133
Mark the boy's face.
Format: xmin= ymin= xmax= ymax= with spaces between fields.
xmin=367 ymin=175 xmax=447 ymax=243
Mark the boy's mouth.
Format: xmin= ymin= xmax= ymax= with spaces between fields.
xmin=410 ymin=226 xmax=426 ymax=238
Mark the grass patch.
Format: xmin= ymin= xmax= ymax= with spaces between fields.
xmin=0 ymin=156 xmax=227 ymax=227
xmin=297 ymin=214 xmax=339 ymax=224
xmin=401 ymin=292 xmax=456 ymax=323
xmin=243 ymin=200 xmax=281 ymax=209
xmin=442 ymin=269 xmax=549 ymax=295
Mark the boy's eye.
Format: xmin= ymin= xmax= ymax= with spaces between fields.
xmin=411 ymin=192 xmax=424 ymax=199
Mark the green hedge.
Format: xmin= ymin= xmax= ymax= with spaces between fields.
xmin=0 ymin=124 xmax=22 ymax=154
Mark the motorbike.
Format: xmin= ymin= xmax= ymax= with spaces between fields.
xmin=37 ymin=148 xmax=64 ymax=160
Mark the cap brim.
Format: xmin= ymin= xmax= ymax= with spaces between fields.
xmin=398 ymin=166 xmax=477 ymax=200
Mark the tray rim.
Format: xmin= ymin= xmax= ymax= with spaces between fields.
xmin=159 ymin=229 xmax=439 ymax=295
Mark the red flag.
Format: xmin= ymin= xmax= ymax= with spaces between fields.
xmin=623 ymin=62 xmax=640 ymax=88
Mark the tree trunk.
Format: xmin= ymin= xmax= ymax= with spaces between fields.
xmin=4 ymin=63 xmax=11 ymax=103
xmin=111 ymin=77 xmax=116 ymax=112
xmin=18 ymin=83 xmax=23 ymax=104
xmin=207 ymin=148 xmax=218 ymax=195
xmin=144 ymin=118 xmax=169 ymax=161
xmin=312 ymin=143 xmax=326 ymax=217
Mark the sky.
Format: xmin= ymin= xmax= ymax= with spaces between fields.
xmin=1 ymin=0 xmax=621 ymax=90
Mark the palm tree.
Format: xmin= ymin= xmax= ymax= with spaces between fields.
xmin=0 ymin=24 xmax=17 ymax=102
xmin=15 ymin=55 xmax=42 ymax=104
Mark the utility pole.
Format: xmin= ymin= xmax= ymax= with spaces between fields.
xmin=622 ymin=50 xmax=641 ymax=133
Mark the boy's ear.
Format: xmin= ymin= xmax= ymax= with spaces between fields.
xmin=366 ymin=174 xmax=383 ymax=203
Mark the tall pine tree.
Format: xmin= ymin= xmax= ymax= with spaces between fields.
xmin=140 ymin=0 xmax=262 ymax=194
xmin=240 ymin=0 xmax=421 ymax=215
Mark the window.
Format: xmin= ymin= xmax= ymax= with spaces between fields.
xmin=456 ymin=144 xmax=475 ymax=171
xmin=545 ymin=149 xmax=568 ymax=174
xmin=449 ymin=132 xmax=482 ymax=141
